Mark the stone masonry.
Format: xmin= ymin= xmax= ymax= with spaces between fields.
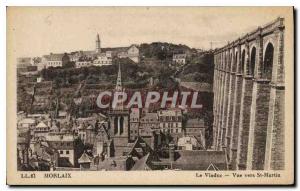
xmin=212 ymin=18 xmax=285 ymax=170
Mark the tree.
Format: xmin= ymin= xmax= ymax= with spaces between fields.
xmin=74 ymin=138 xmax=85 ymax=167
xmin=63 ymin=61 xmax=75 ymax=68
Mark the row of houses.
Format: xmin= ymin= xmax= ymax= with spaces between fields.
xmin=18 ymin=47 xmax=189 ymax=72
xmin=17 ymin=106 xmax=207 ymax=168
xmin=17 ymin=44 xmax=140 ymax=72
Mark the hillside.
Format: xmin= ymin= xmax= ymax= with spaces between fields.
xmin=176 ymin=52 xmax=214 ymax=83
xmin=139 ymin=42 xmax=197 ymax=61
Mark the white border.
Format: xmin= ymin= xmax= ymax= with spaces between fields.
xmin=2 ymin=1 xmax=298 ymax=190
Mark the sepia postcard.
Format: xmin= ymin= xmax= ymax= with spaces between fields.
xmin=7 ymin=6 xmax=294 ymax=185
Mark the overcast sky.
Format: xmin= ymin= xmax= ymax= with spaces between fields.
xmin=7 ymin=7 xmax=290 ymax=58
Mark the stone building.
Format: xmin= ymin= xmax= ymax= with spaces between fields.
xmin=129 ymin=108 xmax=140 ymax=141
xmin=93 ymin=54 xmax=112 ymax=67
xmin=139 ymin=112 xmax=159 ymax=137
xmin=184 ymin=118 xmax=206 ymax=148
xmin=75 ymin=60 xmax=93 ymax=68
xmin=43 ymin=53 xmax=70 ymax=68
xmin=46 ymin=134 xmax=76 ymax=167
xmin=212 ymin=18 xmax=285 ymax=170
xmin=172 ymin=53 xmax=186 ymax=66
xmin=108 ymin=64 xmax=131 ymax=156
xmin=158 ymin=109 xmax=183 ymax=137
xmin=17 ymin=129 xmax=31 ymax=170
xmin=117 ymin=44 xmax=140 ymax=63
xmin=34 ymin=121 xmax=50 ymax=138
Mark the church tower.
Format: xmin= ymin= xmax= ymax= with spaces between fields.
xmin=116 ymin=63 xmax=122 ymax=92
xmin=108 ymin=64 xmax=130 ymax=156
xmin=96 ymin=33 xmax=101 ymax=53
xmin=115 ymin=64 xmax=124 ymax=110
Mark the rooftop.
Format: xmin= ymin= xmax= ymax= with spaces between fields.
xmin=185 ymin=118 xmax=205 ymax=128
xmin=173 ymin=150 xmax=227 ymax=170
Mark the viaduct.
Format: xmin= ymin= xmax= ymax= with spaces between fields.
xmin=213 ymin=18 xmax=285 ymax=170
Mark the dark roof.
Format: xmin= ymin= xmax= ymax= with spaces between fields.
xmin=58 ymin=157 xmax=73 ymax=167
xmin=101 ymin=47 xmax=128 ymax=53
xmin=173 ymin=150 xmax=227 ymax=170
xmin=95 ymin=156 xmax=132 ymax=171
xmin=44 ymin=53 xmax=64 ymax=61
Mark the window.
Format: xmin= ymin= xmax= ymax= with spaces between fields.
xmin=66 ymin=150 xmax=69 ymax=154
xmin=60 ymin=150 xmax=63 ymax=154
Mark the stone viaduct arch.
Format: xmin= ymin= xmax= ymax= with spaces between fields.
xmin=213 ymin=17 xmax=285 ymax=170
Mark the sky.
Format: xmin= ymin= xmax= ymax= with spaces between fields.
xmin=7 ymin=7 xmax=291 ymax=58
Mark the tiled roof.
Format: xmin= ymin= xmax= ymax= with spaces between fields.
xmin=86 ymin=125 xmax=94 ymax=130
xmin=50 ymin=124 xmax=59 ymax=131
xmin=46 ymin=134 xmax=74 ymax=142
xmin=19 ymin=118 xmax=36 ymax=124
xmin=36 ymin=121 xmax=48 ymax=128
xmin=44 ymin=53 xmax=64 ymax=61
xmin=78 ymin=152 xmax=93 ymax=163
xmin=178 ymin=136 xmax=199 ymax=146
xmin=207 ymin=163 xmax=220 ymax=171
xmin=185 ymin=118 xmax=205 ymax=128
xmin=140 ymin=112 xmax=158 ymax=121
xmin=158 ymin=109 xmax=182 ymax=117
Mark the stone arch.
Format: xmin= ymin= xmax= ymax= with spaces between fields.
xmin=224 ymin=50 xmax=228 ymax=71
xmin=219 ymin=54 xmax=221 ymax=69
xmin=229 ymin=51 xmax=233 ymax=72
xmin=223 ymin=52 xmax=226 ymax=70
xmin=224 ymin=52 xmax=227 ymax=70
xmin=234 ymin=51 xmax=238 ymax=73
xmin=250 ymin=46 xmax=257 ymax=76
xmin=220 ymin=53 xmax=223 ymax=70
xmin=263 ymin=42 xmax=274 ymax=80
xmin=241 ymin=49 xmax=246 ymax=74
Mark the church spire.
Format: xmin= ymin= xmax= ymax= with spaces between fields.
xmin=96 ymin=33 xmax=101 ymax=53
xmin=115 ymin=63 xmax=122 ymax=91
